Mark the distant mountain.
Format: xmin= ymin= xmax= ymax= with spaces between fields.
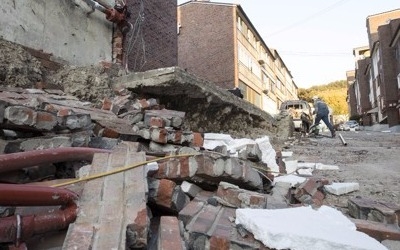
xmin=298 ymin=80 xmax=348 ymax=115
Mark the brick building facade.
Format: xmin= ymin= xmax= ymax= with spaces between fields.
xmin=177 ymin=1 xmax=298 ymax=114
xmin=125 ymin=0 xmax=178 ymax=72
xmin=351 ymin=9 xmax=400 ymax=130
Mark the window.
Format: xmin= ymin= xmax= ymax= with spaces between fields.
xmin=239 ymin=81 xmax=248 ymax=100
xmin=237 ymin=17 xmax=242 ymax=32
xmin=239 ymin=81 xmax=262 ymax=108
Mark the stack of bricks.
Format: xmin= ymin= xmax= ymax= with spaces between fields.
xmin=63 ymin=142 xmax=150 ymax=249
xmin=152 ymin=152 xmax=264 ymax=191
xmin=101 ymin=93 xmax=204 ymax=148
xmin=0 ymin=87 xmax=204 ymax=153
xmin=289 ymin=177 xmax=330 ymax=207
xmin=347 ymin=197 xmax=400 ymax=241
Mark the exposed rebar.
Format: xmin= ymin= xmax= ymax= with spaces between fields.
xmin=339 ymin=133 xmax=347 ymax=146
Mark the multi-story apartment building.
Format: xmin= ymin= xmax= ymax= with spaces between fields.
xmin=177 ymin=0 xmax=298 ymax=115
xmin=351 ymin=9 xmax=400 ymax=130
xmin=346 ymin=70 xmax=357 ymax=118
xmin=350 ymin=47 xmax=373 ymax=125
xmin=366 ymin=9 xmax=400 ymax=130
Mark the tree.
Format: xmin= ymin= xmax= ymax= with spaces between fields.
xmin=298 ymin=80 xmax=348 ymax=115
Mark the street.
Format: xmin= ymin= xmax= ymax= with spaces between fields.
xmin=286 ymin=129 xmax=400 ymax=209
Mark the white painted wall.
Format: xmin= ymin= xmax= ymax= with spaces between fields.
xmin=0 ymin=0 xmax=114 ymax=65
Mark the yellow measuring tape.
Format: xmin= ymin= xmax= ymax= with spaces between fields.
xmin=50 ymin=153 xmax=198 ymax=188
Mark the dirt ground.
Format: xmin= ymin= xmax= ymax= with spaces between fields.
xmin=284 ymin=129 xmax=400 ymax=214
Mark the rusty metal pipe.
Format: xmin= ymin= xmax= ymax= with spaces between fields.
xmin=0 ymin=147 xmax=111 ymax=173
xmin=0 ymin=184 xmax=78 ymax=206
xmin=0 ymin=184 xmax=78 ymax=244
xmin=0 ymin=202 xmax=77 ymax=244
xmin=81 ymin=0 xmax=108 ymax=13
xmin=338 ymin=133 xmax=347 ymax=146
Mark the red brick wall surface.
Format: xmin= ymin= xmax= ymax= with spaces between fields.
xmin=125 ymin=0 xmax=177 ymax=72
xmin=178 ymin=3 xmax=236 ymax=89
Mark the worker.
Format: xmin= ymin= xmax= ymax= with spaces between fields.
xmin=312 ymin=96 xmax=336 ymax=138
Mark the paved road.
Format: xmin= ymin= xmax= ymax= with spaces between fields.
xmin=285 ymin=129 xmax=400 ymax=207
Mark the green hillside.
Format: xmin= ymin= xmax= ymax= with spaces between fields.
xmin=298 ymin=80 xmax=348 ymax=115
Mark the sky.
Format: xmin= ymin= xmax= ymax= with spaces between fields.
xmin=178 ymin=0 xmax=400 ymax=88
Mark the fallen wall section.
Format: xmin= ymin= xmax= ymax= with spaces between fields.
xmin=115 ymin=67 xmax=292 ymax=141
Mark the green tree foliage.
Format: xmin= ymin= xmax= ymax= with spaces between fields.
xmin=298 ymin=80 xmax=348 ymax=115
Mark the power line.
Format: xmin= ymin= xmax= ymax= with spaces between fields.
xmin=267 ymin=0 xmax=353 ymax=37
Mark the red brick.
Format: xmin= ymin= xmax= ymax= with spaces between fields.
xmin=312 ymin=190 xmax=325 ymax=201
xmin=102 ymin=98 xmax=112 ymax=110
xmin=187 ymin=204 xmax=221 ymax=234
xmin=166 ymin=158 xmax=180 ymax=179
xmin=179 ymin=199 xmax=205 ymax=226
xmin=179 ymin=157 xmax=191 ymax=178
xmin=191 ymin=132 xmax=204 ymax=147
xmin=154 ymin=161 xmax=169 ymax=178
xmin=158 ymin=216 xmax=183 ymax=250
xmin=169 ymin=130 xmax=183 ymax=144
xmin=197 ymin=154 xmax=222 ymax=177
xmin=127 ymin=208 xmax=150 ymax=249
xmin=150 ymin=127 xmax=168 ymax=144
xmin=139 ymin=99 xmax=149 ymax=109
xmin=35 ymin=111 xmax=58 ymax=130
xmin=62 ymin=223 xmax=95 ymax=250
xmin=216 ymin=182 xmax=267 ymax=208
xmin=149 ymin=116 xmax=165 ymax=128
xmin=156 ymin=179 xmax=176 ymax=208
xmin=57 ymin=108 xmax=73 ymax=116
xmin=351 ymin=218 xmax=400 ymax=241
xmin=299 ymin=179 xmax=318 ymax=196
xmin=210 ymin=236 xmax=230 ymax=250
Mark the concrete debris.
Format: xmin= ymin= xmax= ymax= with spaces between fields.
xmin=236 ymin=206 xmax=388 ymax=250
xmin=324 ymin=182 xmax=360 ymax=195
xmin=0 ymin=51 xmax=399 ymax=249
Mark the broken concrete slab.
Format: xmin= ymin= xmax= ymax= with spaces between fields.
xmin=273 ymin=174 xmax=306 ymax=187
xmin=324 ymin=182 xmax=360 ymax=195
xmin=236 ymin=206 xmax=388 ymax=250
xmin=114 ymin=67 xmax=290 ymax=142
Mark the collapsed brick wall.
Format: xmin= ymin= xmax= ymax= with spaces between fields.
xmin=125 ymin=0 xmax=178 ymax=72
